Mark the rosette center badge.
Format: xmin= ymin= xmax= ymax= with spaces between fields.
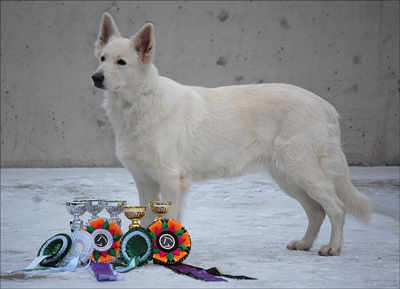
xmin=93 ymin=230 xmax=112 ymax=251
xmin=156 ymin=230 xmax=179 ymax=253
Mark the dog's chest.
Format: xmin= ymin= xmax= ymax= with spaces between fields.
xmin=103 ymin=94 xmax=143 ymax=136
xmin=103 ymin=94 xmax=166 ymax=164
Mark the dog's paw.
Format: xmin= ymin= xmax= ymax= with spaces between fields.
xmin=286 ymin=240 xmax=312 ymax=251
xmin=318 ymin=244 xmax=341 ymax=256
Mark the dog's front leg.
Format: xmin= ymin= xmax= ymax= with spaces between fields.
xmin=134 ymin=179 xmax=160 ymax=227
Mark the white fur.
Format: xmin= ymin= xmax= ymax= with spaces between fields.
xmin=92 ymin=13 xmax=372 ymax=256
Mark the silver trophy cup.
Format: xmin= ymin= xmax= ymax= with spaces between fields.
xmin=82 ymin=199 xmax=105 ymax=223
xmin=66 ymin=201 xmax=87 ymax=232
xmin=105 ymin=200 xmax=127 ymax=228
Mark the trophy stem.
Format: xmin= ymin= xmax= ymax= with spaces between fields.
xmin=129 ymin=220 xmax=140 ymax=229
xmin=89 ymin=213 xmax=100 ymax=222
xmin=70 ymin=218 xmax=83 ymax=232
xmin=110 ymin=214 xmax=122 ymax=228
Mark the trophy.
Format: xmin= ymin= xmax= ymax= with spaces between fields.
xmin=81 ymin=199 xmax=105 ymax=223
xmin=66 ymin=201 xmax=87 ymax=232
xmin=149 ymin=201 xmax=171 ymax=221
xmin=123 ymin=206 xmax=146 ymax=229
xmin=105 ymin=200 xmax=126 ymax=228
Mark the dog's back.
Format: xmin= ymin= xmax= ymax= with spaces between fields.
xmin=176 ymin=83 xmax=339 ymax=179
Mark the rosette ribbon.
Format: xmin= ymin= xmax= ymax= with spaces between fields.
xmin=3 ymin=231 xmax=95 ymax=274
xmin=112 ymin=227 xmax=154 ymax=273
xmin=147 ymin=219 xmax=191 ymax=265
xmin=83 ymin=218 xmax=122 ymax=263
xmin=147 ymin=219 xmax=256 ymax=282
xmin=61 ymin=230 xmax=94 ymax=267
xmin=3 ymin=233 xmax=75 ymax=273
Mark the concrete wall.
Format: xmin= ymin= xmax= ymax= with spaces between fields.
xmin=1 ymin=1 xmax=399 ymax=167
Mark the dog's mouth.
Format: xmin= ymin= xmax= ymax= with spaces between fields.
xmin=93 ymin=82 xmax=106 ymax=90
xmin=94 ymin=84 xmax=121 ymax=92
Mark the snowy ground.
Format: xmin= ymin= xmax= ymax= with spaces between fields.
xmin=1 ymin=167 xmax=399 ymax=288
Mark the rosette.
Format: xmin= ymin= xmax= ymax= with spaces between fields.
xmin=119 ymin=227 xmax=154 ymax=268
xmin=60 ymin=230 xmax=94 ymax=266
xmin=147 ymin=219 xmax=191 ymax=265
xmin=37 ymin=233 xmax=72 ymax=267
xmin=83 ymin=218 xmax=122 ymax=263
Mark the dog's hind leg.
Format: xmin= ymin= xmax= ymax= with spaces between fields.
xmin=286 ymin=196 xmax=326 ymax=251
xmin=296 ymin=168 xmax=346 ymax=256
xmin=269 ymin=172 xmax=326 ymax=251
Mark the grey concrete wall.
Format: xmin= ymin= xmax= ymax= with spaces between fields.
xmin=1 ymin=1 xmax=399 ymax=167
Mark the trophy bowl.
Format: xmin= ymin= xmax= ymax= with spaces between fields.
xmin=149 ymin=201 xmax=171 ymax=221
xmin=66 ymin=201 xmax=87 ymax=232
xmin=81 ymin=199 xmax=105 ymax=222
xmin=105 ymin=200 xmax=127 ymax=228
xmin=124 ymin=206 xmax=146 ymax=229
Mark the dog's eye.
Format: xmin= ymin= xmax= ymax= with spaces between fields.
xmin=117 ymin=59 xmax=126 ymax=65
xmin=100 ymin=56 xmax=105 ymax=62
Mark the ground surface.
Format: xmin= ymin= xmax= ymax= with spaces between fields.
xmin=1 ymin=167 xmax=399 ymax=288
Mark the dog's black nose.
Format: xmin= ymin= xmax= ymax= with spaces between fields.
xmin=92 ymin=73 xmax=105 ymax=88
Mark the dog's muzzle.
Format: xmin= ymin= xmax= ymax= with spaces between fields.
xmin=92 ymin=72 xmax=105 ymax=89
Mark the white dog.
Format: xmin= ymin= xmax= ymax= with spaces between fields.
xmin=92 ymin=13 xmax=372 ymax=256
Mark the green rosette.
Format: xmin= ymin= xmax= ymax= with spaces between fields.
xmin=119 ymin=227 xmax=155 ymax=267
xmin=37 ymin=233 xmax=72 ymax=267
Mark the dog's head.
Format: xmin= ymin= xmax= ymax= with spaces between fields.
xmin=92 ymin=13 xmax=156 ymax=94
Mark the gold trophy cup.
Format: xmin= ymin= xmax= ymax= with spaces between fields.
xmin=149 ymin=201 xmax=171 ymax=221
xmin=124 ymin=206 xmax=146 ymax=229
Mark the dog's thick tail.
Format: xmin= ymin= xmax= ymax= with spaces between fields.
xmin=335 ymin=164 xmax=372 ymax=224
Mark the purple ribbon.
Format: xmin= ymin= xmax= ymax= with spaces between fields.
xmin=166 ymin=264 xmax=228 ymax=282
xmin=90 ymin=263 xmax=124 ymax=281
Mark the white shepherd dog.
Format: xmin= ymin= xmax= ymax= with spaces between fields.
xmin=92 ymin=13 xmax=372 ymax=256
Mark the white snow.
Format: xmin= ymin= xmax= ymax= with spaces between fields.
xmin=1 ymin=167 xmax=399 ymax=288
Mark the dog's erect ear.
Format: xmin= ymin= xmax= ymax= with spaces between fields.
xmin=131 ymin=23 xmax=155 ymax=65
xmin=95 ymin=12 xmax=120 ymax=57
